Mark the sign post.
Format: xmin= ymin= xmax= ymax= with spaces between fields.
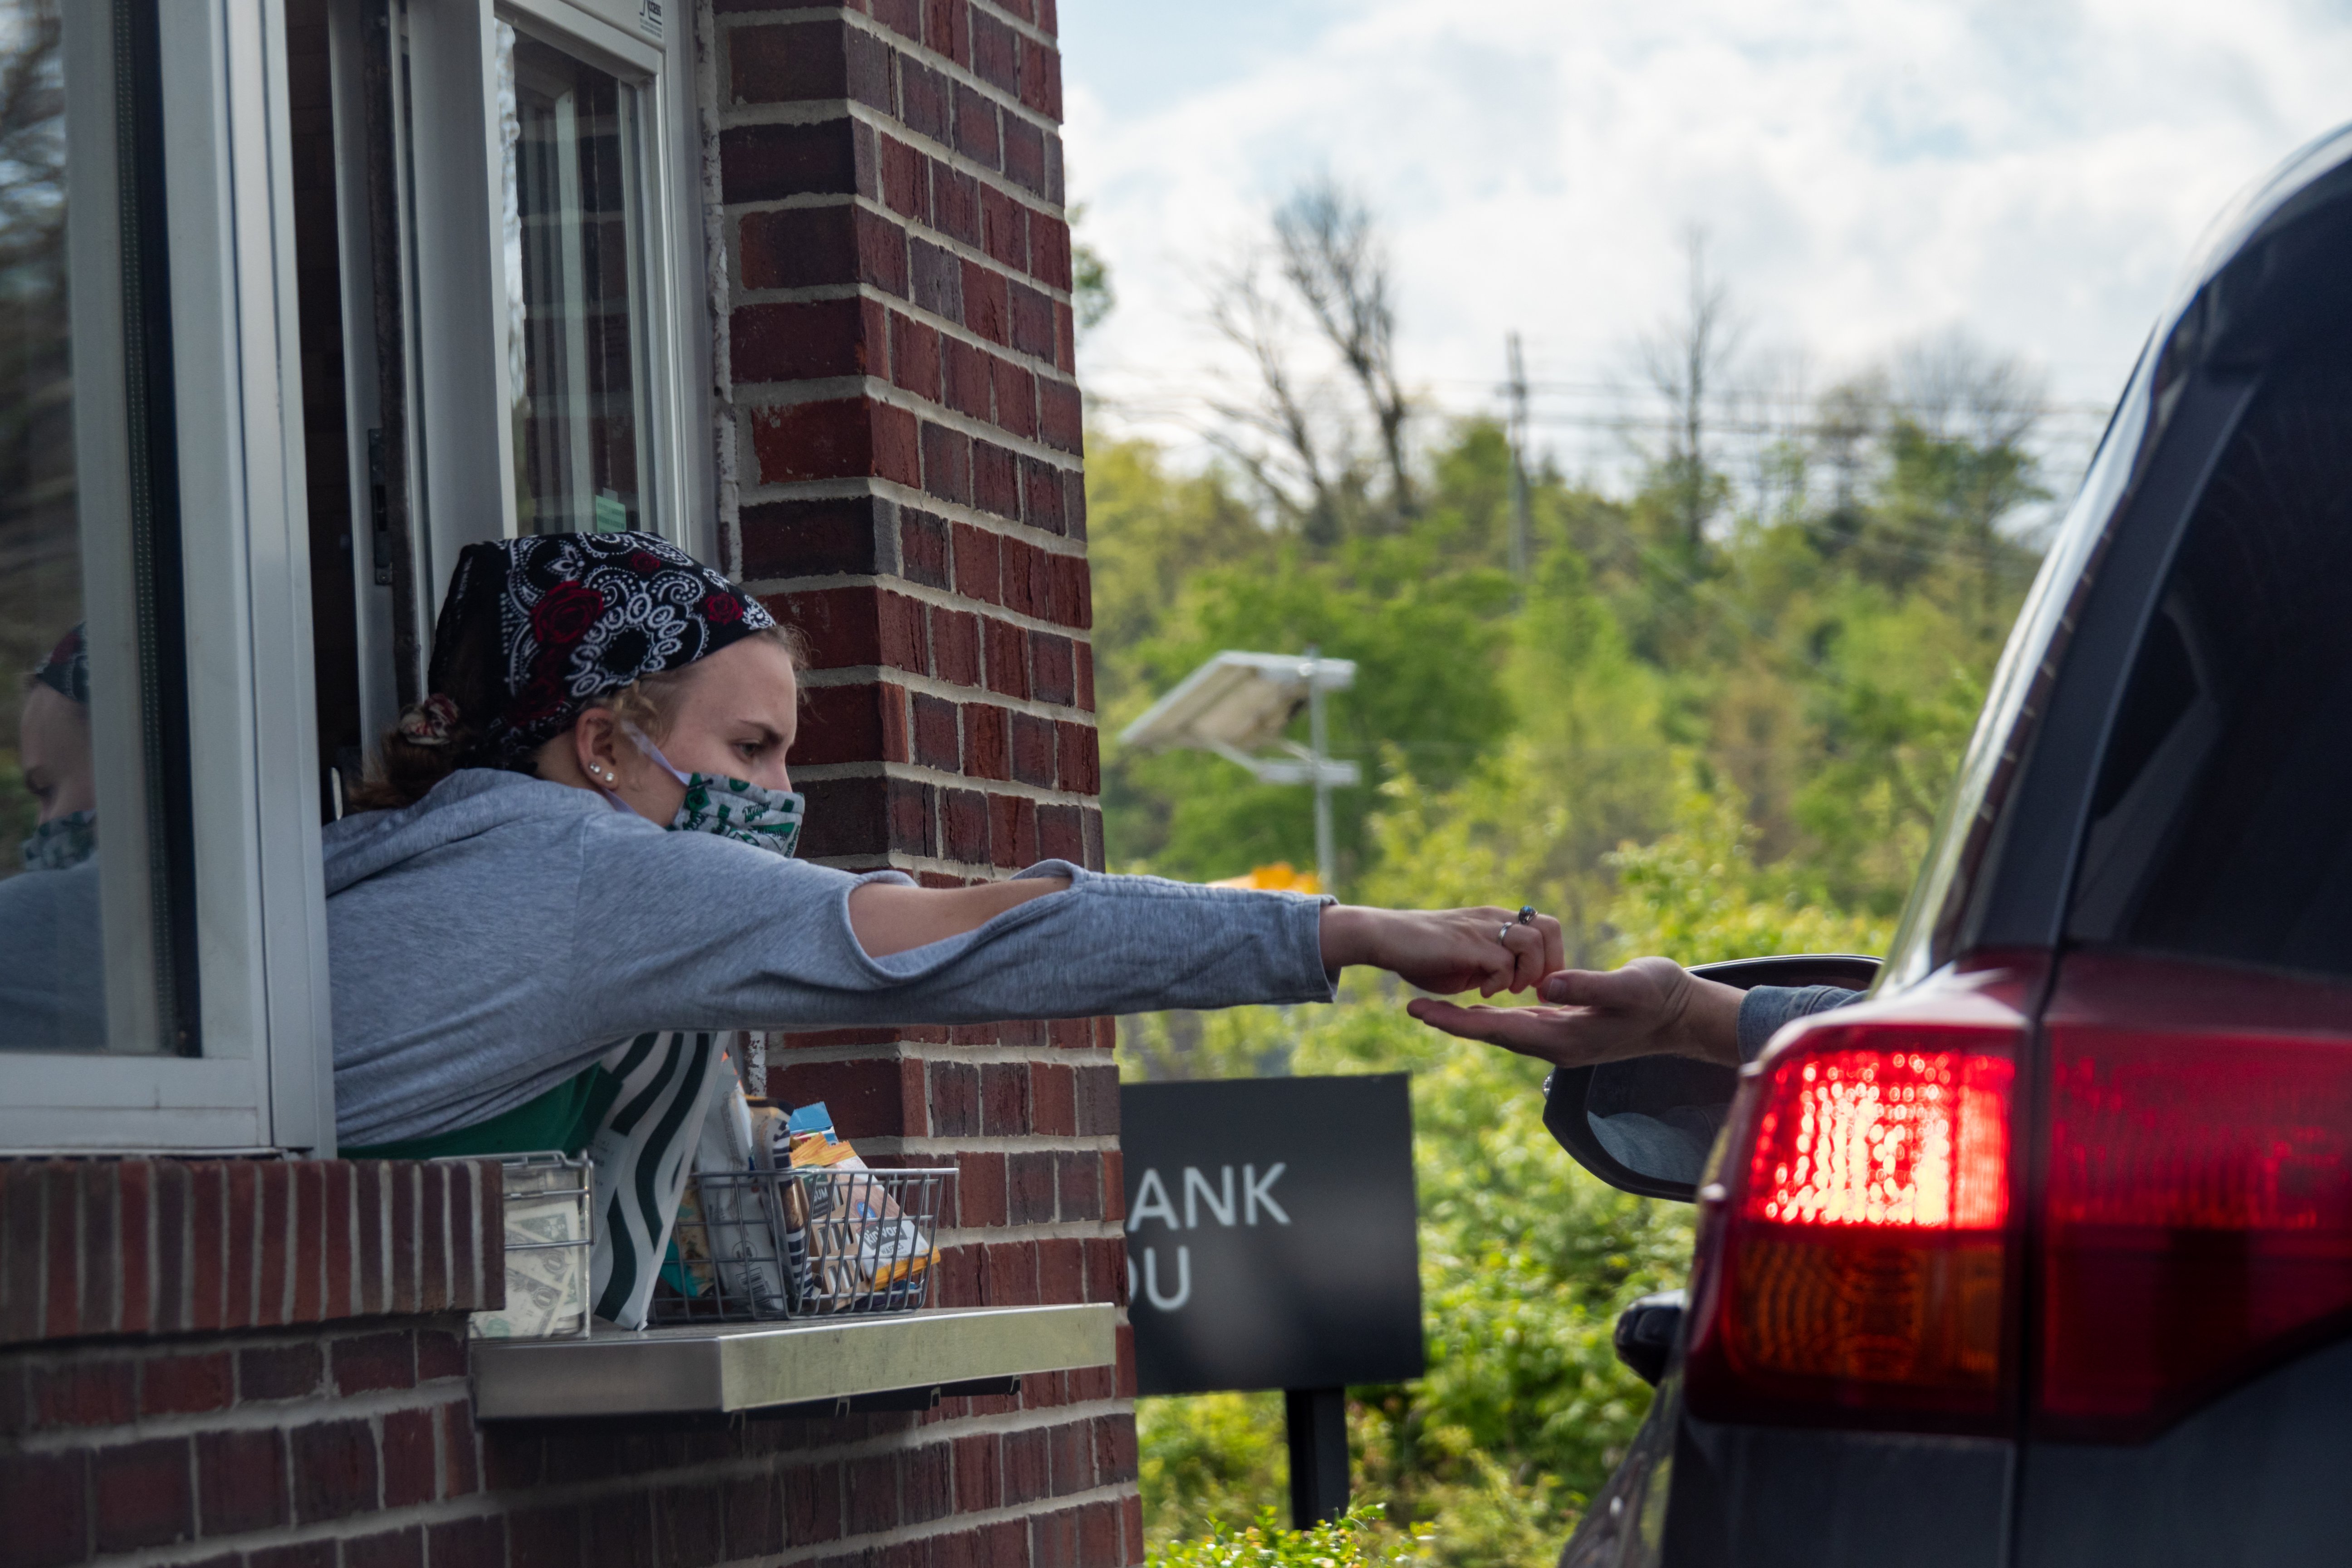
xmin=1121 ymin=1074 xmax=1423 ymax=1527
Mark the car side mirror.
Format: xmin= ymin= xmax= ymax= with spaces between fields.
xmin=1541 ymin=954 xmax=1882 ymax=1203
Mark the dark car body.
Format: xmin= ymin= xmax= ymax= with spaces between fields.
xmin=1556 ymin=124 xmax=2352 ymax=1568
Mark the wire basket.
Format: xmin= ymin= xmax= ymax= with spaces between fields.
xmin=470 ymin=1152 xmax=594 ymax=1340
xmin=653 ymin=1166 xmax=955 ymax=1323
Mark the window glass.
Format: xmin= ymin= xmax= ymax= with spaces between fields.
xmin=2068 ymin=359 xmax=2352 ymax=977
xmin=0 ymin=0 xmax=191 ymax=1054
xmin=497 ymin=20 xmax=652 ymax=536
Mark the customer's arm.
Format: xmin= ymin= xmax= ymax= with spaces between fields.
xmin=1408 ymin=956 xmax=1860 ymax=1068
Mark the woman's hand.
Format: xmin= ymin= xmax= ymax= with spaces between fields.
xmin=1405 ymin=956 xmax=1744 ymax=1068
xmin=1318 ymin=905 xmax=1565 ymax=996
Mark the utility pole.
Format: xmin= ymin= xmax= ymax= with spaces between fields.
xmin=1506 ymin=333 xmax=1531 ymax=592
xmin=1305 ymin=644 xmax=1336 ymax=895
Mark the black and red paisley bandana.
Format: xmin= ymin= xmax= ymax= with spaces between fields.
xmin=425 ymin=532 xmax=776 ymax=761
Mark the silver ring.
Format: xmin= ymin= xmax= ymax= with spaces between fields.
xmin=1498 ymin=923 xmax=1515 ymax=946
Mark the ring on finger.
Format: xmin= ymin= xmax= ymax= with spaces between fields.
xmin=1496 ymin=923 xmax=1516 ymax=946
xmin=1518 ymin=905 xmax=1538 ymax=925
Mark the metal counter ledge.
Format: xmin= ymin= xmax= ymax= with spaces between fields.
xmin=470 ymin=1304 xmax=1118 ymax=1421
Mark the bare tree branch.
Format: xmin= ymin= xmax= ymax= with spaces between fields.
xmin=1274 ymin=178 xmax=1415 ymax=520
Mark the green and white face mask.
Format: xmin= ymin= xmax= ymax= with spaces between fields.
xmin=620 ymin=721 xmax=804 ymax=858
xmin=20 ymin=809 xmax=95 ymax=873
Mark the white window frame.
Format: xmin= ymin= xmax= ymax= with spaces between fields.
xmin=388 ymin=0 xmax=710 ymax=677
xmin=1 ymin=0 xmax=334 ymax=1154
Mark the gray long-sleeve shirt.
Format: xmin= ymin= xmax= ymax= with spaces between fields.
xmin=326 ymin=769 xmax=1335 ymax=1147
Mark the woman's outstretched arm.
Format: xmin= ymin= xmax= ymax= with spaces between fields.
xmin=848 ymin=875 xmax=1563 ymax=996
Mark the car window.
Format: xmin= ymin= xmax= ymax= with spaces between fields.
xmin=2068 ymin=360 xmax=2352 ymax=977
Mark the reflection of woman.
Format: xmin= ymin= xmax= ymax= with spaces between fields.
xmin=330 ymin=534 xmax=1564 ymax=1154
xmin=0 ymin=626 xmax=106 ymax=1050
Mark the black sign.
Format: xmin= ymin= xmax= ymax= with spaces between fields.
xmin=1120 ymin=1073 xmax=1424 ymax=1396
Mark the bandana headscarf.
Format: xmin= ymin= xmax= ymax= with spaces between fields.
xmin=31 ymin=624 xmax=88 ymax=706
xmin=422 ymin=532 xmax=776 ymax=761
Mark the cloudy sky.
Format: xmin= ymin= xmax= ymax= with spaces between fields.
xmin=1058 ymin=0 xmax=2352 ymax=490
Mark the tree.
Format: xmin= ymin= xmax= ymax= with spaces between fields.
xmin=1635 ymin=228 xmax=1742 ymax=559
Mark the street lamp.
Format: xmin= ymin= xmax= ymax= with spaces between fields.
xmin=1118 ymin=648 xmax=1361 ymax=892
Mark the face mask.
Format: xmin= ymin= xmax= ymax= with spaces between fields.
xmin=620 ymin=722 xmax=804 ymax=858
xmin=21 ymin=809 xmax=95 ymax=872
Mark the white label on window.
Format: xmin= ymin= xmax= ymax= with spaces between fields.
xmin=640 ymin=0 xmax=662 ymax=39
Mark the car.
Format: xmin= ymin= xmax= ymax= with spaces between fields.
xmin=1549 ymin=122 xmax=2352 ymax=1568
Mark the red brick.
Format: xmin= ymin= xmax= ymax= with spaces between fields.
xmin=429 ymin=1517 xmax=506 ymax=1568
xmin=900 ymin=56 xmax=949 ymax=139
xmin=731 ymin=20 xmax=891 ymax=109
xmin=32 ymin=1358 xmax=134 ymax=1427
xmin=292 ymin=1417 xmax=376 ymax=1524
xmin=989 ymin=792 xmax=1039 ymax=867
xmin=878 ymin=133 xmax=929 ymax=221
xmin=1004 ymin=115 xmax=1049 ymax=196
xmin=929 ymin=1060 xmax=980 ymax=1137
xmin=782 ymin=585 xmax=929 ymax=672
xmin=727 ymin=1473 xmax=782 ymax=1558
xmin=923 ymin=0 xmax=971 ymax=65
xmin=922 ymin=420 xmax=972 ymax=503
xmin=780 ymin=1460 xmax=843 ymax=1544
xmin=382 ymin=1406 xmax=436 ymax=1508
xmin=901 ymin=505 xmax=952 ymax=588
xmin=1102 ymin=1150 xmax=1125 ymax=1224
xmin=1038 ymin=803 xmax=1083 ymax=862
xmin=1031 ymin=214 xmax=1073 ymax=291
xmin=970 ymin=8 xmax=1018 ymax=91
xmin=1019 ymin=40 xmax=1063 ymax=117
xmin=888 ymin=776 xmax=937 ymax=857
xmin=353 ymin=1161 xmax=384 ymax=1319
xmin=799 ymin=682 xmax=905 ymax=766
xmin=1122 ymin=1493 xmax=1145 ymax=1566
xmin=741 ymin=494 xmax=888 ymax=580
xmin=417 ymin=1328 xmax=467 ymax=1382
xmin=333 ymin=1329 xmax=415 ymax=1394
xmin=961 ymin=702 xmax=1009 ymax=780
xmin=891 ymin=312 xmax=942 ymax=401
xmin=740 ymin=204 xmax=907 ymax=295
xmin=1031 ymin=1507 xmax=1078 ymax=1568
xmin=1055 ymin=721 xmax=1100 ymax=794
xmin=77 ymin=1164 xmax=118 ymax=1338
xmin=980 ymin=1520 xmax=1032 ymax=1568
xmin=932 ymin=160 xmax=980 ymax=246
xmin=936 ymin=785 xmax=988 ymax=862
xmin=199 ymin=1439 xmax=288 ymax=1533
xmin=932 ymin=607 xmax=981 ymax=686
xmin=1080 ymin=1499 xmax=1122 ymax=1566
xmin=974 ymin=441 xmax=1020 ymax=520
xmin=1083 ymin=1236 xmax=1125 ymax=1308
xmin=1056 ymin=299 xmax=1077 ymax=374
xmin=1038 ymin=1237 xmax=1087 ymax=1310
xmin=654 ymin=1484 xmax=725 ymax=1568
xmin=294 ymin=1161 xmax=329 ymax=1323
xmin=1009 ymin=281 xmax=1054 ymax=359
xmin=1073 ymin=642 xmax=1094 ymax=711
xmin=0 ymin=1450 xmax=85 ymax=1568
xmin=983 ymin=619 xmax=1029 ymax=701
xmin=980 ymin=1062 xmax=1031 ymax=1137
xmin=753 ymin=398 xmax=920 ymax=487
xmin=420 ymin=1161 xmax=449 ymax=1312
xmin=135 ymin=1351 xmax=229 ymax=1417
xmin=440 ymin=1401 xmax=480 ymax=1498
xmin=1008 ymin=1152 xmax=1056 ymax=1225
xmin=957 ymin=1151 xmax=1009 ymax=1231
xmin=221 ymin=1161 xmax=259 ymax=1329
xmin=1045 ymin=1418 xmax=1093 ymax=1496
xmin=1046 ymin=551 xmax=1091 ymax=628
xmin=997 ymin=535 xmax=1039 ymax=617
xmin=735 ymin=299 xmax=876 ymax=382
xmin=1093 ymin=1413 xmax=1140 ymax=1486
xmin=323 ymin=1161 xmax=354 ymax=1320
xmin=846 ymin=1453 xmax=899 ymax=1536
xmin=1010 ymin=713 xmax=1055 ymax=788
xmin=118 ymin=1162 xmax=152 ymax=1334
xmin=720 ymin=119 xmax=866 ymax=203
xmin=770 ymin=1058 xmax=925 ymax=1139
xmin=1031 ymin=634 xmax=1074 ymax=705
xmin=991 ymin=356 xmax=1037 ymax=439
xmin=1075 ymin=1063 xmax=1119 ymax=1136
xmin=912 ymin=693 xmax=960 ymax=771
xmin=1001 ymin=1426 xmax=1049 ymax=1505
xmin=152 ymin=1161 xmax=190 ymax=1334
xmin=1083 ymin=805 xmax=1105 ymax=869
xmin=951 ymin=523 xmax=1002 ymax=604
xmin=963 ymin=261 xmax=1011 ymax=347
xmin=943 ymin=336 xmax=991 ymax=421
xmin=347 ymin=1528 xmax=424 ymax=1568
xmin=1030 ymin=1064 xmax=1076 ymax=1136
xmin=259 ymin=1163 xmax=296 ymax=1326
xmin=978 ymin=188 xmax=1028 ymax=274
xmin=94 ymin=1437 xmax=192 ymax=1552
xmin=953 ymin=82 xmax=999 ymax=166
xmin=240 ymin=1341 xmax=322 ymax=1401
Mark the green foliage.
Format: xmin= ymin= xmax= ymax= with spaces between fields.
xmin=1103 ymin=406 xmax=2029 ymax=1563
xmin=1145 ymin=1505 xmax=1426 ymax=1568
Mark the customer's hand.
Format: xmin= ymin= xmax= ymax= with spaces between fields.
xmin=1405 ymin=956 xmax=1744 ymax=1068
xmin=1318 ymin=905 xmax=1565 ymax=997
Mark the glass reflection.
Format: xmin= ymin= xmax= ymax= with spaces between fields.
xmin=0 ymin=0 xmax=105 ymax=1050
xmin=497 ymin=22 xmax=652 ymax=536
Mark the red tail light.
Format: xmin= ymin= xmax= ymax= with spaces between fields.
xmin=1684 ymin=1018 xmax=2022 ymax=1431
xmin=2039 ymin=1019 xmax=2352 ymax=1436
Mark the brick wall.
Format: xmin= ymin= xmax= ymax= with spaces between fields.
xmin=707 ymin=0 xmax=1135 ymax=1562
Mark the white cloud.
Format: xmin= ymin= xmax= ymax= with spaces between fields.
xmin=1061 ymin=0 xmax=2352 ymax=486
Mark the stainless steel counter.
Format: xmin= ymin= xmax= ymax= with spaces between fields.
xmin=470 ymin=1303 xmax=1118 ymax=1420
